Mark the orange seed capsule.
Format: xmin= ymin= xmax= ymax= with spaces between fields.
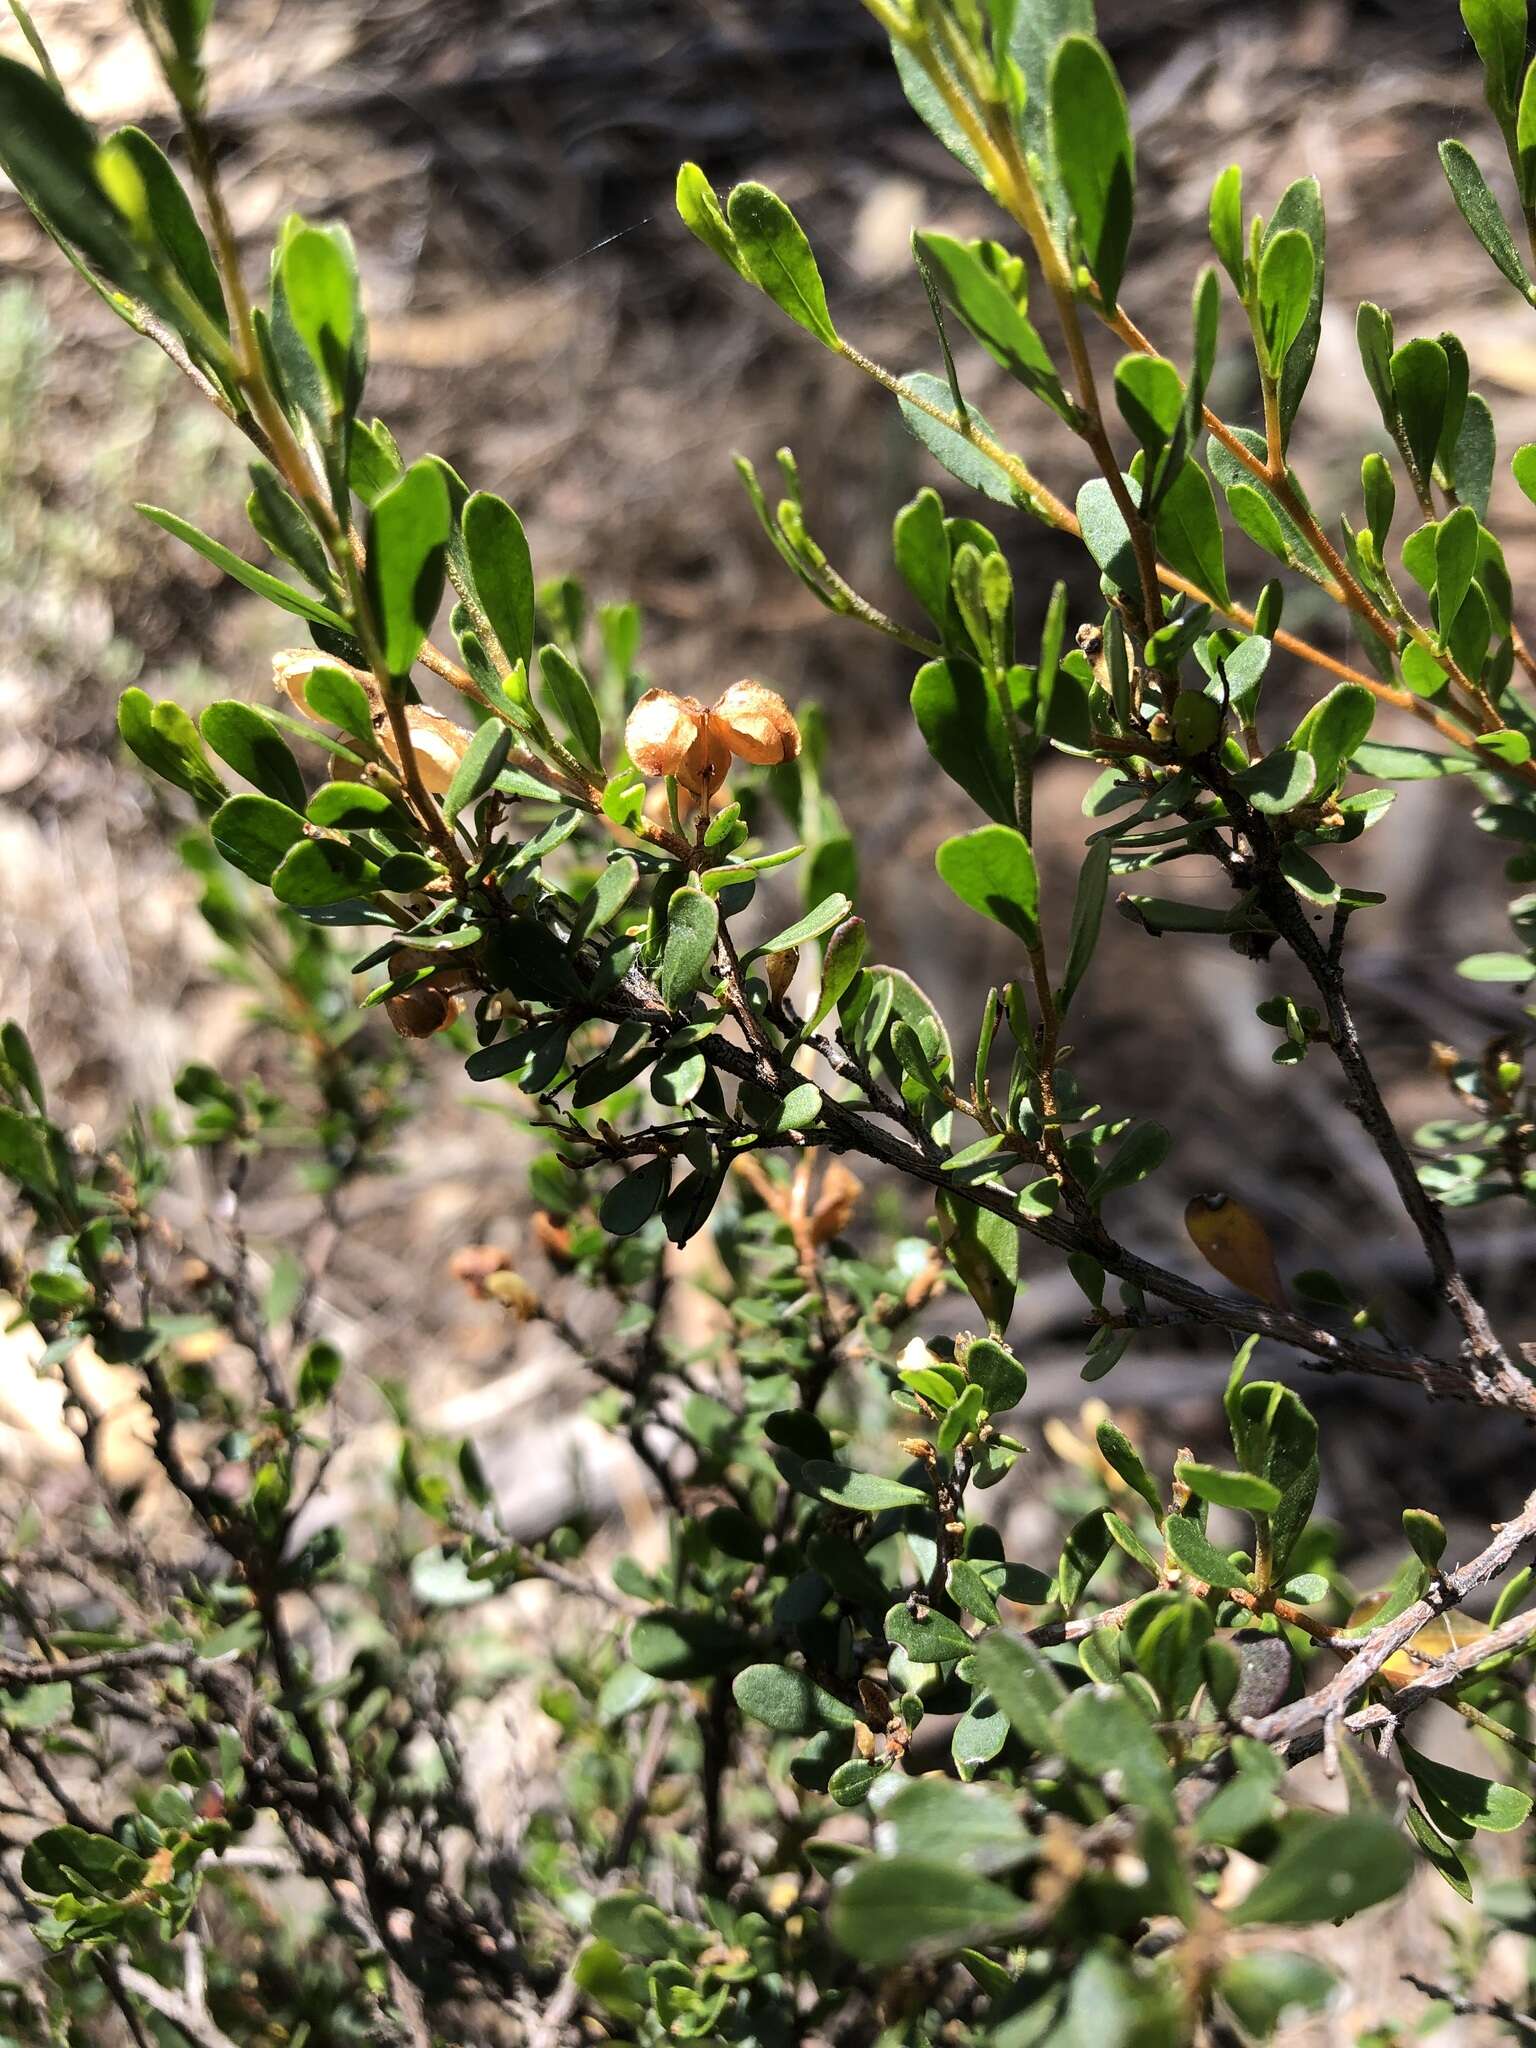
xmin=711 ymin=679 xmax=801 ymax=765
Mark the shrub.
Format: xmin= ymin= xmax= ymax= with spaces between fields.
xmin=3 ymin=0 xmax=1536 ymax=2041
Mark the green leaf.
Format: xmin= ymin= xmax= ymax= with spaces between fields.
xmin=937 ymin=1188 xmax=1019 ymax=1330
xmin=1255 ymin=227 xmax=1315 ymax=373
xmin=539 ymin=645 xmax=602 ymax=769
xmin=1463 ymin=0 xmax=1528 ymax=137
xmin=897 ymin=372 xmax=1026 ymax=506
xmin=726 ymin=181 xmax=839 ymax=347
xmin=1235 ymin=747 xmax=1317 ymax=814
xmin=1055 ymin=1684 xmax=1174 ymax=1820
xmin=108 ymin=125 xmax=225 ymax=335
xmin=209 ymin=794 xmax=306 ymax=884
xmin=1400 ymin=1737 xmax=1534 ymax=1832
xmin=972 ymin=1632 xmax=1065 ymax=1751
xmin=1174 ymin=1462 xmax=1282 ymax=1513
xmin=442 ymin=718 xmax=511 ymax=827
xmin=911 ymin=657 xmax=1020 ymax=826
xmin=915 ymin=231 xmax=1073 ymax=420
xmin=1125 ymin=1591 xmax=1213 ymax=1717
xmin=893 ymin=486 xmax=951 ymax=624
xmin=1087 ymin=1121 xmax=1171 ymax=1206
xmin=1094 ymin=1420 xmax=1162 ymax=1516
xmin=279 ymin=220 xmax=363 ymax=415
xmin=628 ymin=1608 xmax=742 ymax=1680
xmin=1263 ymin=181 xmax=1326 ymax=441
xmin=732 ymin=1664 xmax=855 ymax=1735
xmin=809 ymin=916 xmax=867 ymax=1030
xmin=271 ymin=836 xmax=380 ymax=907
xmin=1059 ymin=838 xmax=1111 ymax=1013
xmin=1229 ymin=1812 xmax=1415 ymax=1925
xmin=885 ymin=1603 xmax=972 ymax=1664
xmin=137 ymin=505 xmax=351 ymax=633
xmin=118 ymin=688 xmax=228 ymax=812
xmin=1 ymin=1023 xmax=45 ymax=1114
xmin=0 ymin=1680 xmax=72 ymax=1732
xmin=462 ymin=492 xmax=534 ymax=670
xmin=1154 ymin=459 xmax=1230 ymax=608
xmin=1434 ymin=504 xmax=1481 ymax=643
xmin=1216 ymin=1954 xmax=1336 ymax=2038
xmin=831 ymin=1857 xmax=1026 ymax=1967
xmin=1458 ymin=950 xmax=1536 ymax=982
xmin=1049 ymin=35 xmax=1135 ymax=311
xmin=657 ymin=889 xmax=720 ymax=1008
xmin=935 ymin=825 xmax=1039 ymax=947
xmin=797 ymin=1461 xmax=930 ymax=1512
xmin=1287 ymin=682 xmax=1374 ymax=792
xmin=752 ymin=892 xmax=854 ymax=959
xmin=1209 ymin=163 xmax=1245 ymax=288
xmin=365 ymin=458 xmax=451 ymax=680
xmin=1449 ymin=391 xmax=1497 ymax=521
xmin=876 ymin=1775 xmax=1030 ymax=1869
xmin=1114 ymin=353 xmax=1182 ymax=463
xmin=599 ymin=1157 xmax=669 ymax=1237
xmin=1391 ymin=338 xmax=1450 ymax=488
xmin=964 ymin=1337 xmax=1027 ymax=1416
xmin=302 ymin=663 xmax=375 ymax=745
xmin=1077 ymin=475 xmax=1140 ymax=596
xmin=199 ymin=701 xmax=306 ymax=810
xmin=675 ymin=160 xmax=749 ymax=278
xmin=0 ymin=54 xmax=146 ymax=289
xmin=1163 ymin=1513 xmax=1250 ymax=1592
xmin=0 ymin=1108 xmax=55 ymax=1200
xmin=1058 ymin=1507 xmax=1113 ymax=1610
xmin=1205 ymin=429 xmax=1331 ymax=582
xmin=1439 ymin=138 xmax=1534 ymax=297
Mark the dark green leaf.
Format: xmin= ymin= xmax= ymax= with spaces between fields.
xmin=365 ymin=459 xmax=451 ymax=680
xmin=462 ymin=491 xmax=534 ymax=670
xmin=199 ymin=701 xmax=306 ymax=809
xmin=1439 ymin=138 xmax=1533 ymax=297
xmin=210 ymin=794 xmax=306 ymax=884
xmin=1163 ymin=1513 xmax=1250 ymax=1592
xmin=972 ymin=1631 xmax=1065 ymax=1751
xmin=138 ymin=505 xmax=350 ymax=633
xmin=1049 ymin=35 xmax=1135 ymax=310
xmin=831 ymin=1857 xmax=1025 ymax=1966
xmin=442 ymin=719 xmax=511 ymax=827
xmin=935 ymin=824 xmax=1039 ymax=946
xmin=897 ymin=372 xmax=1026 ymax=506
xmin=1229 ymin=1812 xmax=1414 ymax=1925
xmin=657 ymin=889 xmax=720 ymax=1008
xmin=271 ymin=836 xmax=380 ymax=907
xmin=732 ymin=1664 xmax=855 ymax=1735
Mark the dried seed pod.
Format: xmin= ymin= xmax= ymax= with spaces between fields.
xmin=711 ymin=679 xmax=801 ymax=765
xmin=450 ymin=1244 xmax=512 ymax=1297
xmin=383 ymin=707 xmax=470 ymax=795
xmin=765 ymin=945 xmax=799 ymax=1006
xmin=272 ymin=648 xmax=331 ymax=716
xmin=626 ymin=689 xmax=706 ymax=778
xmin=385 ymin=983 xmax=460 ymax=1039
xmin=809 ymin=1160 xmax=862 ymax=1246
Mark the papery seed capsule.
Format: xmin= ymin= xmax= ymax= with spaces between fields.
xmin=765 ymin=945 xmax=799 ymax=1005
xmin=385 ymin=983 xmax=460 ymax=1039
xmin=809 ymin=1161 xmax=862 ymax=1246
xmin=711 ymin=679 xmax=801 ymax=765
xmin=625 ymin=688 xmax=705 ymax=778
xmin=383 ymin=707 xmax=470 ymax=795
